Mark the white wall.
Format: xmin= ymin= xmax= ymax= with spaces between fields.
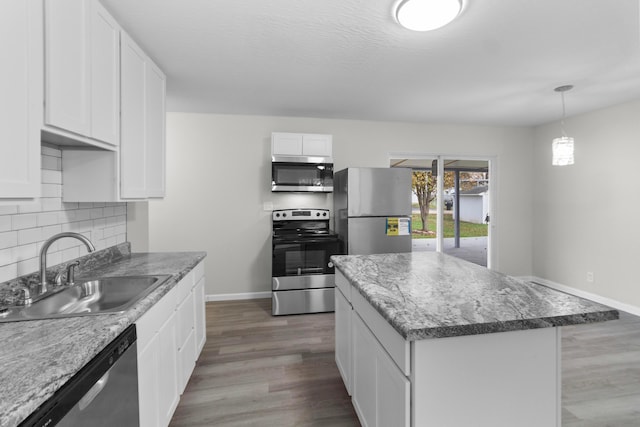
xmin=140 ymin=113 xmax=534 ymax=298
xmin=533 ymin=99 xmax=640 ymax=308
xmin=0 ymin=145 xmax=127 ymax=283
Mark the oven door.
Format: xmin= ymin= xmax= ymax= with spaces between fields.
xmin=271 ymin=161 xmax=333 ymax=192
xmin=272 ymin=238 xmax=340 ymax=284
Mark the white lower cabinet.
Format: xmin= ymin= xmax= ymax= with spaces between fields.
xmin=334 ymin=286 xmax=352 ymax=395
xmin=176 ymin=271 xmax=196 ymax=394
xmin=194 ymin=274 xmax=207 ymax=355
xmin=352 ymin=313 xmax=410 ymax=427
xmin=337 ymin=269 xmax=409 ymax=427
xmin=137 ymin=332 xmax=160 ymax=427
xmin=137 ymin=285 xmax=178 ymax=427
xmin=376 ymin=339 xmax=410 ymax=427
xmin=157 ymin=310 xmax=179 ymax=426
xmin=137 ymin=261 xmax=206 ymax=427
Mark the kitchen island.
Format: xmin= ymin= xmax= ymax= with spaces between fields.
xmin=331 ymin=252 xmax=619 ymax=427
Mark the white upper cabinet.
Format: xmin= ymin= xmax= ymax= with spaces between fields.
xmin=90 ymin=0 xmax=120 ymax=145
xmin=272 ymin=132 xmax=303 ymax=156
xmin=301 ymin=133 xmax=332 ymax=157
xmin=0 ymin=0 xmax=42 ymax=199
xmin=44 ymin=0 xmax=120 ymax=148
xmin=120 ymin=33 xmax=147 ymax=198
xmin=62 ymin=30 xmax=166 ymax=202
xmin=120 ymin=32 xmax=166 ymax=199
xmin=272 ymin=132 xmax=333 ymax=158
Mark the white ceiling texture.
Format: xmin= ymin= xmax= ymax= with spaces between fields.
xmin=102 ymin=0 xmax=640 ymax=127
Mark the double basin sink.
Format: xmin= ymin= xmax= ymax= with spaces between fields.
xmin=0 ymin=275 xmax=171 ymax=322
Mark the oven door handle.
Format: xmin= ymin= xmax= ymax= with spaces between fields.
xmin=273 ymin=238 xmax=339 ymax=244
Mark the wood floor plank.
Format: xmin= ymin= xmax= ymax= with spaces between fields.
xmin=171 ymin=299 xmax=640 ymax=426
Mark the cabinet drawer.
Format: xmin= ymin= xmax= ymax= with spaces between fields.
xmin=352 ymin=288 xmax=410 ymax=376
xmin=192 ymin=261 xmax=205 ymax=283
xmin=335 ymin=270 xmax=351 ymax=302
xmin=176 ymin=270 xmax=193 ymax=304
xmin=177 ymin=291 xmax=195 ymax=347
xmin=177 ymin=329 xmax=196 ymax=394
xmin=137 ymin=285 xmax=178 ymax=349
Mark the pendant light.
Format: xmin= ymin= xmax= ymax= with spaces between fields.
xmin=396 ymin=0 xmax=462 ymax=32
xmin=552 ymin=85 xmax=575 ymax=166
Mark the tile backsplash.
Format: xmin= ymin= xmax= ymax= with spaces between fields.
xmin=0 ymin=145 xmax=127 ymax=283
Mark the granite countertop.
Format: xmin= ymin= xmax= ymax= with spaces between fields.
xmin=331 ymin=252 xmax=619 ymax=340
xmin=0 ymin=243 xmax=206 ymax=427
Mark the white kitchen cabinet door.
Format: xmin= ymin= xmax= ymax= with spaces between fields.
xmin=137 ymin=334 xmax=160 ymax=427
xmin=376 ymin=341 xmax=410 ymax=427
xmin=335 ymin=287 xmax=352 ymax=395
xmin=352 ymin=313 xmax=377 ymax=427
xmin=90 ymin=0 xmax=120 ymax=145
xmin=302 ymin=134 xmax=332 ymax=157
xmin=145 ymin=61 xmax=166 ymax=197
xmin=158 ymin=310 xmax=179 ymax=427
xmin=121 ymin=31 xmax=166 ymax=199
xmin=0 ymin=0 xmax=41 ymax=199
xmin=120 ymin=32 xmax=147 ymax=199
xmin=272 ymin=133 xmax=303 ymax=156
xmin=194 ymin=276 xmax=206 ymax=356
xmin=177 ymin=289 xmax=196 ymax=394
xmin=44 ymin=0 xmax=120 ymax=147
xmin=44 ymin=0 xmax=90 ymax=137
xmin=352 ymin=312 xmax=410 ymax=427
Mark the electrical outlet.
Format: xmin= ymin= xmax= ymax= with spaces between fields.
xmin=586 ymin=272 xmax=594 ymax=283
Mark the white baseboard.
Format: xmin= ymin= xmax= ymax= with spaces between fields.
xmin=206 ymin=291 xmax=271 ymax=302
xmin=518 ymin=276 xmax=640 ymax=317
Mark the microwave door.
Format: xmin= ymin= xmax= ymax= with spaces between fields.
xmin=272 ymin=162 xmax=333 ymax=192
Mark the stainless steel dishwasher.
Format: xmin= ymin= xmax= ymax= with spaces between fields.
xmin=20 ymin=325 xmax=139 ymax=427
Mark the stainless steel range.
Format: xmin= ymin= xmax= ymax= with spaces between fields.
xmin=271 ymin=208 xmax=341 ymax=316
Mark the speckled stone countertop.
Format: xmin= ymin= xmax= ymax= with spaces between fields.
xmin=331 ymin=252 xmax=619 ymax=340
xmin=0 ymin=243 xmax=206 ymax=427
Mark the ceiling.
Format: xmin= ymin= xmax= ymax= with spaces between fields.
xmin=101 ymin=0 xmax=640 ymax=127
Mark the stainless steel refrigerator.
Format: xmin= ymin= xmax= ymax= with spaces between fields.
xmin=334 ymin=167 xmax=412 ymax=255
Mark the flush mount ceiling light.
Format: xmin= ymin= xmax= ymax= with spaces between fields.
xmin=396 ymin=0 xmax=462 ymax=32
xmin=552 ymin=85 xmax=575 ymax=166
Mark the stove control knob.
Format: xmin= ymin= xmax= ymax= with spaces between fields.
xmin=316 ymin=212 xmax=320 ymax=217
xmin=323 ymin=212 xmax=327 ymax=216
xmin=282 ymin=213 xmax=287 ymax=217
xmin=275 ymin=213 xmax=280 ymax=218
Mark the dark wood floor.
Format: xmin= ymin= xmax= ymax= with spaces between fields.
xmin=170 ymin=299 xmax=640 ymax=427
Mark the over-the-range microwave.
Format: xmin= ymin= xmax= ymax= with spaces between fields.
xmin=271 ymin=155 xmax=333 ymax=192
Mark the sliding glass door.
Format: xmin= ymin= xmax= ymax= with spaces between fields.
xmin=390 ymin=155 xmax=494 ymax=268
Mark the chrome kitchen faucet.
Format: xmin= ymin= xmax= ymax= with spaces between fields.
xmin=39 ymin=232 xmax=95 ymax=294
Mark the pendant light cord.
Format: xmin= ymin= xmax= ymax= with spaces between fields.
xmin=560 ymin=91 xmax=567 ymax=138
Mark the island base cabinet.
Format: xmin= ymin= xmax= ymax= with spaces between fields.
xmin=412 ymin=327 xmax=560 ymax=427
xmin=352 ymin=312 xmax=410 ymax=427
xmin=335 ymin=286 xmax=352 ymax=395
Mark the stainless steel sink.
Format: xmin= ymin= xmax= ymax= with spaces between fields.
xmin=0 ymin=275 xmax=171 ymax=322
